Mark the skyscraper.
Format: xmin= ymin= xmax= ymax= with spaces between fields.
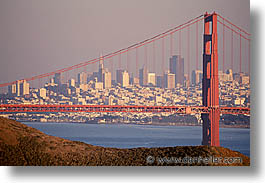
xmin=116 ymin=69 xmax=123 ymax=85
xmin=169 ymin=55 xmax=184 ymax=86
xmin=93 ymin=78 xmax=103 ymax=90
xmin=19 ymin=80 xmax=30 ymax=96
xmin=103 ymin=70 xmax=112 ymax=89
xmin=121 ymin=70 xmax=129 ymax=87
xmin=156 ymin=75 xmax=164 ymax=88
xmin=98 ymin=54 xmax=104 ymax=82
xmin=68 ymin=78 xmax=75 ymax=87
xmin=132 ymin=77 xmax=139 ymax=86
xmin=147 ymin=73 xmax=156 ymax=86
xmin=192 ymin=70 xmax=203 ymax=85
xmin=139 ymin=66 xmax=148 ymax=86
xmin=54 ymin=73 xmax=62 ymax=86
xmin=16 ymin=80 xmax=21 ymax=97
xmin=8 ymin=84 xmax=16 ymax=96
xmin=78 ymin=72 xmax=87 ymax=85
xmin=164 ymin=71 xmax=175 ymax=89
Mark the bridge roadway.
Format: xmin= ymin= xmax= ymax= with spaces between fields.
xmin=0 ymin=104 xmax=250 ymax=115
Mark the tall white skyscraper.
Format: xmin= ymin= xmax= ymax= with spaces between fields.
xmin=164 ymin=71 xmax=175 ymax=89
xmin=147 ymin=73 xmax=156 ymax=86
xmin=103 ymin=70 xmax=112 ymax=89
xmin=121 ymin=70 xmax=129 ymax=87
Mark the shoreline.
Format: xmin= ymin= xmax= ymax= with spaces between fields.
xmin=20 ymin=120 xmax=250 ymax=129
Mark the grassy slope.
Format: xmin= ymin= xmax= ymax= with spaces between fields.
xmin=0 ymin=117 xmax=250 ymax=166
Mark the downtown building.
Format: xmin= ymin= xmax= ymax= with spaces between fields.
xmin=96 ymin=54 xmax=112 ymax=89
xmin=54 ymin=72 xmax=62 ymax=86
xmin=116 ymin=69 xmax=123 ymax=85
xmin=139 ymin=66 xmax=148 ymax=86
xmin=169 ymin=55 xmax=184 ymax=86
xmin=191 ymin=70 xmax=203 ymax=86
xmin=78 ymin=72 xmax=87 ymax=85
xmin=147 ymin=73 xmax=156 ymax=86
xmin=98 ymin=54 xmax=104 ymax=82
xmin=116 ymin=69 xmax=129 ymax=87
xmin=164 ymin=71 xmax=175 ymax=89
xmin=103 ymin=69 xmax=112 ymax=89
xmin=121 ymin=70 xmax=129 ymax=87
xmin=39 ymin=88 xmax=47 ymax=99
xmin=68 ymin=78 xmax=76 ymax=87
xmin=156 ymin=75 xmax=164 ymax=88
xmin=8 ymin=80 xmax=30 ymax=97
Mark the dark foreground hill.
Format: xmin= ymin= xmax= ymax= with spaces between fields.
xmin=0 ymin=117 xmax=249 ymax=166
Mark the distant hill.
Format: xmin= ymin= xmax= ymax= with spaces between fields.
xmin=0 ymin=117 xmax=249 ymax=166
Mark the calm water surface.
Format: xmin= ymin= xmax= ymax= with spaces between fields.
xmin=23 ymin=122 xmax=250 ymax=157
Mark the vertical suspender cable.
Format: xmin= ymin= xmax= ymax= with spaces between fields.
xmin=239 ymin=34 xmax=242 ymax=73
xmin=196 ymin=22 xmax=199 ymax=71
xmin=170 ymin=33 xmax=173 ymax=57
xmin=162 ymin=37 xmax=165 ymax=75
xmin=153 ymin=41 xmax=156 ymax=73
xmin=119 ymin=53 xmax=121 ymax=69
xmin=127 ymin=49 xmax=130 ymax=72
xmin=136 ymin=48 xmax=139 ymax=77
xmin=223 ymin=19 xmax=225 ymax=72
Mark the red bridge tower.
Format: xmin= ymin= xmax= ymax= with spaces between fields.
xmin=202 ymin=12 xmax=220 ymax=146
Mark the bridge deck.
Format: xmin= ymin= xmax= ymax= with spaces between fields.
xmin=0 ymin=104 xmax=250 ymax=115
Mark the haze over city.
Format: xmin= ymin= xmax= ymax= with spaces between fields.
xmin=0 ymin=0 xmax=249 ymax=84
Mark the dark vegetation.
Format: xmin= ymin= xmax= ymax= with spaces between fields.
xmin=0 ymin=117 xmax=249 ymax=166
xmin=221 ymin=114 xmax=250 ymax=125
xmin=152 ymin=114 xmax=198 ymax=124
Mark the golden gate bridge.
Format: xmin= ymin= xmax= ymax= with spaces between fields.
xmin=0 ymin=12 xmax=251 ymax=147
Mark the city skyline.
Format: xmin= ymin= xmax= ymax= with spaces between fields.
xmin=3 ymin=53 xmax=250 ymax=108
xmin=5 ymin=53 xmax=250 ymax=94
xmin=0 ymin=0 xmax=250 ymax=85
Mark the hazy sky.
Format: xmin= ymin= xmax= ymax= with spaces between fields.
xmin=0 ymin=0 xmax=250 ymax=84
